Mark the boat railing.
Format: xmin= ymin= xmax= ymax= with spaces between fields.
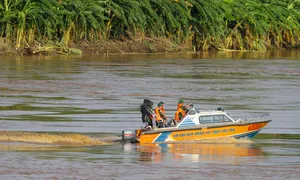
xmin=235 ymin=113 xmax=270 ymax=123
xmin=186 ymin=104 xmax=201 ymax=114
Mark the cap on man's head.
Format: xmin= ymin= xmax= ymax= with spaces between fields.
xmin=158 ymin=101 xmax=164 ymax=106
xmin=179 ymin=99 xmax=184 ymax=104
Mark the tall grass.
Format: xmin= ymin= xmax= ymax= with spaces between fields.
xmin=0 ymin=0 xmax=299 ymax=51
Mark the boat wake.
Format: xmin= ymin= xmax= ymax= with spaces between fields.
xmin=0 ymin=131 xmax=108 ymax=146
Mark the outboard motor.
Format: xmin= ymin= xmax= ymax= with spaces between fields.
xmin=140 ymin=99 xmax=155 ymax=127
xmin=122 ymin=130 xmax=136 ymax=143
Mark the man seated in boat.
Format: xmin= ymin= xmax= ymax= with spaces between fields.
xmin=174 ymin=99 xmax=191 ymax=124
xmin=154 ymin=101 xmax=168 ymax=128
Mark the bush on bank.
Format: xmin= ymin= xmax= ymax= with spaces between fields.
xmin=0 ymin=0 xmax=299 ymax=55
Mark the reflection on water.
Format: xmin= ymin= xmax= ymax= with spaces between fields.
xmin=126 ymin=141 xmax=263 ymax=164
xmin=0 ymin=136 xmax=299 ymax=179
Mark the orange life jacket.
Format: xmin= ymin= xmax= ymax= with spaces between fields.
xmin=177 ymin=103 xmax=184 ymax=110
xmin=155 ymin=107 xmax=165 ymax=122
xmin=174 ymin=103 xmax=186 ymax=122
xmin=160 ymin=107 xmax=165 ymax=114
xmin=174 ymin=108 xmax=185 ymax=122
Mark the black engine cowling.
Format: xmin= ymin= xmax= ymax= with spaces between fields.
xmin=122 ymin=130 xmax=136 ymax=143
xmin=140 ymin=99 xmax=154 ymax=127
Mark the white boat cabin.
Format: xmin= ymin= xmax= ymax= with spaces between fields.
xmin=176 ymin=105 xmax=236 ymax=128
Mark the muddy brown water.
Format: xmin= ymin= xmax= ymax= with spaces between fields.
xmin=0 ymin=51 xmax=299 ymax=179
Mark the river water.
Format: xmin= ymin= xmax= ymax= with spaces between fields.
xmin=0 ymin=51 xmax=299 ymax=179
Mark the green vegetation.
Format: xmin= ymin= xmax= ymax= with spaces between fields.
xmin=255 ymin=133 xmax=300 ymax=140
xmin=0 ymin=0 xmax=299 ymax=54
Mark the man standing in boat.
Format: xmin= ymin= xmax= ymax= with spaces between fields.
xmin=174 ymin=99 xmax=190 ymax=123
xmin=154 ymin=101 xmax=167 ymax=128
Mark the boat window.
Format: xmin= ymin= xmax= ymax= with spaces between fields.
xmin=199 ymin=115 xmax=233 ymax=124
xmin=212 ymin=115 xmax=223 ymax=123
xmin=199 ymin=116 xmax=212 ymax=124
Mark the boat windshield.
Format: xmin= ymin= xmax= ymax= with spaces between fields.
xmin=187 ymin=104 xmax=200 ymax=115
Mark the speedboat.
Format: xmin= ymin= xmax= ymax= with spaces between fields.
xmin=122 ymin=103 xmax=271 ymax=144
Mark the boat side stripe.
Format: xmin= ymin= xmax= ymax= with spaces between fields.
xmin=153 ymin=132 xmax=172 ymax=143
xmin=179 ymin=118 xmax=195 ymax=127
xmin=233 ymin=130 xmax=260 ymax=138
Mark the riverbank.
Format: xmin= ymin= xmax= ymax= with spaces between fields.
xmin=0 ymin=37 xmax=190 ymax=56
xmin=1 ymin=36 xmax=299 ymax=56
